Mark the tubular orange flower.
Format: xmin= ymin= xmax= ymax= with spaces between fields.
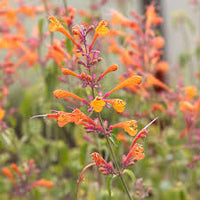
xmin=124 ymin=143 xmax=145 ymax=167
xmin=95 ymin=21 xmax=109 ymax=37
xmin=110 ymin=120 xmax=137 ymax=136
xmin=0 ymin=107 xmax=5 ymax=120
xmin=145 ymin=74 xmax=171 ymax=92
xmin=105 ymin=99 xmax=126 ymax=113
xmin=155 ymin=61 xmax=169 ymax=73
xmin=105 ymin=75 xmax=142 ymax=97
xmin=179 ymin=101 xmax=195 ymax=113
xmin=10 ymin=164 xmax=21 ymax=177
xmin=89 ymin=20 xmax=109 ymax=49
xmin=195 ymin=97 xmax=200 ymax=121
xmin=182 ymin=86 xmax=197 ymax=100
xmin=92 ymin=152 xmax=115 ymax=175
xmin=53 ymin=89 xmax=84 ymax=102
xmin=151 ymin=36 xmax=165 ymax=49
xmin=151 ymin=104 xmax=166 ymax=113
xmin=98 ymin=64 xmax=118 ymax=80
xmin=62 ymin=68 xmax=79 ymax=78
xmin=90 ymin=96 xmax=106 ymax=112
xmin=32 ymin=179 xmax=54 ymax=188
xmin=2 ymin=167 xmax=16 ymax=184
xmin=48 ymin=16 xmax=80 ymax=47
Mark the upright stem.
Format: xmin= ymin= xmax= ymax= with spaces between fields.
xmin=63 ymin=0 xmax=69 ymax=16
xmin=85 ymin=36 xmax=132 ymax=199
xmin=97 ymin=113 xmax=132 ymax=200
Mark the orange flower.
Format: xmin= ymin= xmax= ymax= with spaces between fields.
xmin=145 ymin=74 xmax=171 ymax=92
xmin=95 ymin=21 xmax=109 ymax=37
xmin=92 ymin=152 xmax=104 ymax=166
xmin=90 ymin=96 xmax=106 ymax=112
xmin=62 ymin=68 xmax=79 ymax=78
xmin=46 ymin=40 xmax=69 ymax=69
xmin=179 ymin=101 xmax=195 ymax=113
xmin=123 ymin=143 xmax=145 ymax=167
xmin=111 ymin=10 xmax=131 ymax=26
xmin=105 ymin=75 xmax=142 ymax=97
xmin=105 ymin=99 xmax=126 ymax=113
xmin=0 ymin=107 xmax=5 ymax=120
xmin=33 ymin=179 xmax=54 ymax=188
xmin=182 ymin=86 xmax=197 ymax=100
xmin=145 ymin=5 xmax=163 ymax=32
xmin=53 ymin=89 xmax=84 ymax=102
xmin=10 ymin=164 xmax=21 ymax=177
xmin=110 ymin=120 xmax=137 ymax=136
xmin=98 ymin=64 xmax=118 ymax=80
xmin=151 ymin=36 xmax=165 ymax=49
xmin=89 ymin=20 xmax=109 ymax=49
xmin=48 ymin=16 xmax=79 ymax=47
xmin=2 ymin=167 xmax=16 ymax=184
xmin=151 ymin=104 xmax=166 ymax=113
xmin=129 ymin=143 xmax=145 ymax=160
xmin=155 ymin=61 xmax=169 ymax=73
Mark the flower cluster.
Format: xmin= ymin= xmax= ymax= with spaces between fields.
xmin=1 ymin=159 xmax=53 ymax=197
xmin=108 ymin=4 xmax=200 ymax=168
xmin=32 ymin=14 xmax=157 ymax=200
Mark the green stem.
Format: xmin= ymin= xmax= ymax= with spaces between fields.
xmin=97 ymin=113 xmax=132 ymax=200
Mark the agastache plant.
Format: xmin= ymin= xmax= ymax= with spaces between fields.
xmin=32 ymin=15 xmax=157 ymax=199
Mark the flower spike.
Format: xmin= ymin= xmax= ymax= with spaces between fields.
xmin=104 ymin=75 xmax=142 ymax=98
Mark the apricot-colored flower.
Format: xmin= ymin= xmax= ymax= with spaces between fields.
xmin=46 ymin=40 xmax=69 ymax=69
xmin=111 ymin=10 xmax=132 ymax=27
xmin=92 ymin=152 xmax=114 ymax=175
xmin=0 ymin=107 xmax=5 ymax=120
xmin=182 ymin=86 xmax=197 ymax=100
xmin=155 ymin=61 xmax=169 ymax=73
xmin=110 ymin=120 xmax=138 ymax=136
xmin=123 ymin=143 xmax=145 ymax=168
xmin=33 ymin=179 xmax=54 ymax=188
xmin=151 ymin=36 xmax=165 ymax=49
xmin=145 ymin=74 xmax=171 ymax=92
xmin=62 ymin=68 xmax=79 ymax=78
xmin=95 ymin=21 xmax=109 ymax=37
xmin=98 ymin=64 xmax=118 ymax=80
xmin=90 ymin=96 xmax=106 ymax=112
xmin=151 ymin=104 xmax=166 ymax=113
xmin=2 ymin=167 xmax=16 ymax=184
xmin=105 ymin=75 xmax=142 ymax=97
xmin=53 ymin=89 xmax=84 ymax=102
xmin=10 ymin=164 xmax=21 ymax=177
xmin=48 ymin=16 xmax=80 ymax=47
xmin=145 ymin=5 xmax=163 ymax=32
xmin=48 ymin=16 xmax=63 ymax=32
xmin=129 ymin=143 xmax=145 ymax=160
xmin=106 ymin=99 xmax=126 ymax=113
xmin=89 ymin=20 xmax=109 ymax=49
xmin=179 ymin=101 xmax=195 ymax=113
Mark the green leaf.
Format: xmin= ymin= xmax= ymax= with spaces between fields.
xmin=38 ymin=18 xmax=44 ymax=36
xmin=80 ymin=143 xmax=88 ymax=166
xmin=123 ymin=169 xmax=136 ymax=184
xmin=107 ymin=175 xmax=113 ymax=199
xmin=65 ymin=38 xmax=73 ymax=54
xmin=109 ymin=135 xmax=119 ymax=147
